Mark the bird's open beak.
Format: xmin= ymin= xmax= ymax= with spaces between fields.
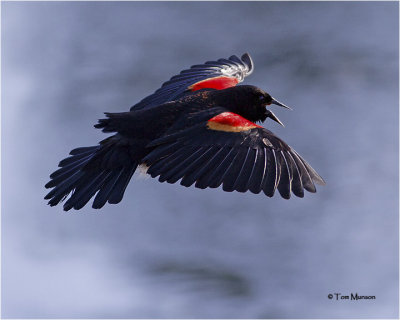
xmin=271 ymin=97 xmax=293 ymax=110
xmin=266 ymin=110 xmax=284 ymax=127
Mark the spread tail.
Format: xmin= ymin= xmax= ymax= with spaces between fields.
xmin=45 ymin=136 xmax=138 ymax=211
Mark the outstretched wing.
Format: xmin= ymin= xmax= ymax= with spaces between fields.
xmin=143 ymin=111 xmax=325 ymax=199
xmin=131 ymin=53 xmax=253 ymax=111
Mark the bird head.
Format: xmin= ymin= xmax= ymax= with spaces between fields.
xmin=252 ymin=88 xmax=292 ymax=126
xmin=209 ymin=85 xmax=292 ymax=125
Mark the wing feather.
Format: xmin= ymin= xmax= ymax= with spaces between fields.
xmin=289 ymin=150 xmax=317 ymax=193
xmin=262 ymin=148 xmax=278 ymax=197
xmin=277 ymin=150 xmax=292 ymax=199
xmin=246 ymin=148 xmax=266 ymax=194
xmin=131 ymin=53 xmax=253 ymax=111
xmin=164 ymin=147 xmax=211 ymax=184
xmin=233 ymin=148 xmax=257 ymax=192
xmin=222 ymin=148 xmax=249 ymax=192
xmin=285 ymin=151 xmax=304 ymax=198
xmin=194 ymin=147 xmax=232 ymax=189
xmin=143 ymin=110 xmax=324 ymax=199
xmin=203 ymin=147 xmax=238 ymax=189
xmin=180 ymin=146 xmax=218 ymax=187
xmin=180 ymin=146 xmax=223 ymax=187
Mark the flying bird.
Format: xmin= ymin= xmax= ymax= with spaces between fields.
xmin=45 ymin=53 xmax=325 ymax=211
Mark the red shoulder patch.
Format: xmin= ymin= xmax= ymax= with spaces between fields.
xmin=188 ymin=76 xmax=239 ymax=91
xmin=207 ymin=112 xmax=261 ymax=132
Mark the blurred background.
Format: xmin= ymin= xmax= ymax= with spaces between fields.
xmin=2 ymin=1 xmax=398 ymax=318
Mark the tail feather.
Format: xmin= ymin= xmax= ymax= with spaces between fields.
xmin=70 ymin=146 xmax=99 ymax=155
xmin=45 ymin=137 xmax=139 ymax=211
xmin=94 ymin=112 xmax=133 ymax=134
xmin=108 ymin=166 xmax=137 ymax=204
xmin=45 ymin=171 xmax=86 ymax=205
xmin=92 ymin=168 xmax=124 ymax=209
xmin=46 ymin=154 xmax=94 ymax=189
xmin=50 ymin=153 xmax=94 ymax=179
xmin=59 ymin=147 xmax=98 ymax=167
xmin=63 ymin=171 xmax=111 ymax=211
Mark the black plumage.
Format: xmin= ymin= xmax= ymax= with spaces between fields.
xmin=45 ymin=53 xmax=325 ymax=210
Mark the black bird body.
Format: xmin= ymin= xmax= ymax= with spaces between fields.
xmin=97 ymin=86 xmax=269 ymax=139
xmin=45 ymin=54 xmax=325 ymax=211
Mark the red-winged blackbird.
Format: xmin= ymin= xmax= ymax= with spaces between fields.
xmin=45 ymin=53 xmax=325 ymax=211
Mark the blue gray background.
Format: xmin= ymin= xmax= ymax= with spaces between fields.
xmin=2 ymin=1 xmax=399 ymax=318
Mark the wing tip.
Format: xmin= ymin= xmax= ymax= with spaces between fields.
xmin=314 ymin=175 xmax=326 ymax=186
xmin=241 ymin=53 xmax=253 ymax=74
